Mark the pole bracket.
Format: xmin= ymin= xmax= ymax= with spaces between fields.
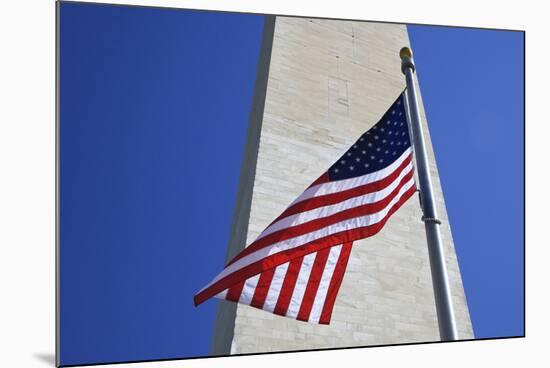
xmin=421 ymin=216 xmax=442 ymax=225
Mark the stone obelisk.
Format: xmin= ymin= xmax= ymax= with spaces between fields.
xmin=211 ymin=16 xmax=473 ymax=355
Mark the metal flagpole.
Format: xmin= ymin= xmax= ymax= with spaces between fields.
xmin=399 ymin=47 xmax=459 ymax=341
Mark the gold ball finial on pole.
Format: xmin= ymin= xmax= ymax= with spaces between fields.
xmin=399 ymin=46 xmax=413 ymax=59
xmin=399 ymin=46 xmax=415 ymax=74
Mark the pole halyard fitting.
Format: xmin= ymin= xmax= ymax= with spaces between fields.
xmin=421 ymin=216 xmax=442 ymax=225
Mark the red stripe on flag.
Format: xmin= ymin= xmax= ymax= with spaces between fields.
xmin=226 ymin=280 xmax=245 ymax=303
xmin=250 ymin=267 xmax=276 ymax=309
xmin=227 ymin=155 xmax=413 ymax=268
xmin=252 ymin=171 xmax=332 ymax=237
xmin=318 ymin=242 xmax=353 ymax=324
xmin=227 ymin=171 xmax=414 ymax=266
xmin=296 ymin=247 xmax=331 ymax=322
xmin=276 ymin=154 xmax=413 ymax=220
xmin=308 ymin=172 xmax=331 ymax=188
xmin=273 ymin=257 xmax=303 ymax=316
xmin=193 ymin=185 xmax=416 ymax=306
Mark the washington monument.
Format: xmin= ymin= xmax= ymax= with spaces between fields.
xmin=210 ymin=16 xmax=473 ymax=355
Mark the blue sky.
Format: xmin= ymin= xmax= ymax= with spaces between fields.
xmin=408 ymin=25 xmax=524 ymax=339
xmin=59 ymin=4 xmax=264 ymax=365
xmin=59 ymin=3 xmax=524 ymax=366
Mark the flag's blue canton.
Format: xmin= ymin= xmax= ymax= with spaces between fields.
xmin=329 ymin=94 xmax=411 ymax=181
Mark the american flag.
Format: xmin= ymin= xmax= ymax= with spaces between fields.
xmin=194 ymin=91 xmax=416 ymax=324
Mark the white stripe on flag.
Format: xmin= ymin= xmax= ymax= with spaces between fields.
xmin=214 ymin=289 xmax=228 ymax=300
xmin=290 ymin=148 xmax=412 ymax=206
xmin=258 ymin=163 xmax=413 ymax=239
xmin=285 ymin=252 xmax=317 ymax=318
xmin=239 ymin=274 xmax=260 ymax=305
xmin=263 ymin=262 xmax=289 ymax=313
xmin=308 ymin=245 xmax=342 ymax=323
xmin=202 ymin=178 xmax=415 ymax=290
